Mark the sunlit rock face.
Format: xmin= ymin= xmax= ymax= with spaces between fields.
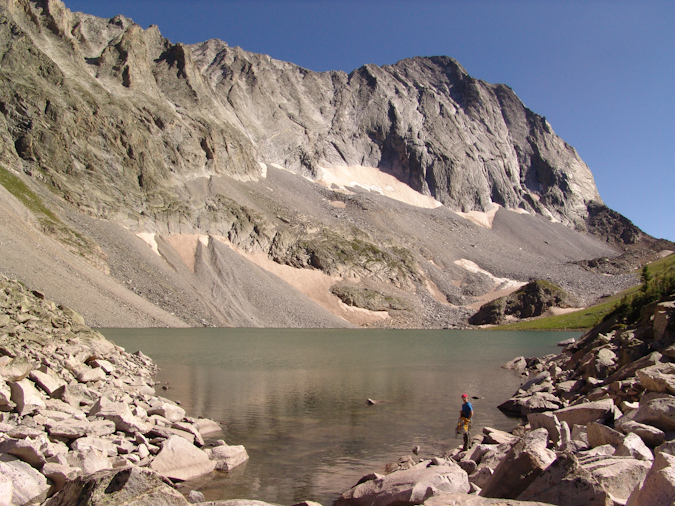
xmin=193 ymin=41 xmax=602 ymax=229
xmin=1 ymin=0 xmax=599 ymax=230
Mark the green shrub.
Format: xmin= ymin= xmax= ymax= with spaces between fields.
xmin=609 ymin=266 xmax=675 ymax=324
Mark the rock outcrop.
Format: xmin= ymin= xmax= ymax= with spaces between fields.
xmin=469 ymin=280 xmax=573 ymax=325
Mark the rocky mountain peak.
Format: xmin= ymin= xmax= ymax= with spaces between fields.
xmin=0 ymin=0 xmax=670 ymax=329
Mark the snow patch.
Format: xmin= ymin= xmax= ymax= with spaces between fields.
xmin=315 ymin=165 xmax=442 ymax=210
xmin=454 ymin=259 xmax=525 ymax=292
xmin=136 ymin=233 xmax=159 ymax=256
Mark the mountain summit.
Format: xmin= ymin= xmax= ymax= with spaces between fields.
xmin=0 ymin=0 xmax=670 ymax=328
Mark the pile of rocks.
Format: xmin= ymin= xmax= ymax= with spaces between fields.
xmin=0 ymin=276 xmax=249 ymax=505
xmin=331 ymin=295 xmax=675 ymax=506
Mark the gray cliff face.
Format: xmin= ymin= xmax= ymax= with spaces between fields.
xmin=192 ymin=43 xmax=602 ymax=228
xmin=0 ymin=0 xmax=599 ymax=231
xmin=0 ymin=0 xmax=666 ymax=329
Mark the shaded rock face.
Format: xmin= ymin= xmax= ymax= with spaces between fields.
xmin=469 ymin=280 xmax=572 ymax=325
xmin=0 ymin=0 xmax=602 ymax=233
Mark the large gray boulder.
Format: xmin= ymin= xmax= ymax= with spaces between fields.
xmin=149 ymin=435 xmax=216 ymax=481
xmin=553 ymin=399 xmax=615 ymax=427
xmin=0 ymin=455 xmax=50 ymax=506
xmin=578 ymin=454 xmax=651 ymax=503
xmin=480 ymin=428 xmax=556 ymax=499
xmin=205 ymin=441 xmax=250 ymax=471
xmin=44 ymin=466 xmax=189 ymax=506
xmin=636 ymin=363 xmax=675 ymax=394
xmin=334 ymin=460 xmax=470 ymax=506
xmin=615 ymin=433 xmax=654 ymax=461
xmin=516 ymin=452 xmax=617 ymax=505
xmin=586 ymin=422 xmax=624 ymax=448
xmin=632 ymin=397 xmax=675 ymax=432
xmin=527 ymin=412 xmax=562 ymax=445
xmin=9 ymin=378 xmax=46 ymax=416
xmin=618 ymin=420 xmax=666 ymax=447
xmin=627 ymin=442 xmax=675 ymax=506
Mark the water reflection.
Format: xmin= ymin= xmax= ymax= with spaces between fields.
xmin=100 ymin=328 xmax=579 ymax=505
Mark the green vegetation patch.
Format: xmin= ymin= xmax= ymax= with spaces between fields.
xmin=0 ymin=165 xmax=60 ymax=224
xmin=0 ymin=166 xmax=105 ymax=266
xmin=495 ymin=253 xmax=675 ymax=331
xmin=330 ymin=284 xmax=408 ymax=311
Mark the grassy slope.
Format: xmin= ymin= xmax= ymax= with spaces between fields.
xmin=493 ymin=253 xmax=675 ymax=331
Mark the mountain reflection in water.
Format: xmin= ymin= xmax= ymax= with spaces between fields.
xmin=99 ymin=328 xmax=580 ymax=505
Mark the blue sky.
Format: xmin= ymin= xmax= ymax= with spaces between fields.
xmin=66 ymin=0 xmax=675 ymax=242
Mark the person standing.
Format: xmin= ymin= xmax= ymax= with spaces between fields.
xmin=457 ymin=393 xmax=473 ymax=451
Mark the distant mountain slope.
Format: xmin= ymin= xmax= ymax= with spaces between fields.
xmin=0 ymin=0 xmax=670 ymax=328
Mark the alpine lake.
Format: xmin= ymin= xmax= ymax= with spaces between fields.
xmin=98 ymin=328 xmax=581 ymax=505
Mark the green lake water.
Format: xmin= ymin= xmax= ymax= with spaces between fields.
xmin=98 ymin=328 xmax=581 ymax=505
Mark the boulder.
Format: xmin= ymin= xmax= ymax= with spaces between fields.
xmin=637 ymin=363 xmax=675 ymax=394
xmin=516 ymin=452 xmax=610 ymax=505
xmin=334 ymin=461 xmax=470 ymax=506
xmin=653 ymin=301 xmax=675 ymax=340
xmin=45 ymin=419 xmax=93 ymax=439
xmin=172 ymin=421 xmax=205 ymax=446
xmin=480 ymin=428 xmax=556 ymax=499
xmin=520 ymin=392 xmax=563 ymax=415
xmin=632 ymin=397 xmax=675 ymax=432
xmin=502 ymin=356 xmax=527 ymax=370
xmin=466 ymin=444 xmax=492 ymax=466
xmin=74 ymin=365 xmax=107 ymax=383
xmin=150 ymin=435 xmax=216 ymax=481
xmin=9 ymin=378 xmax=46 ymax=415
xmin=0 ymin=471 xmax=12 ymax=506
xmin=0 ymin=357 xmax=33 ymax=381
xmin=71 ymin=436 xmax=118 ymax=457
xmin=43 ymin=466 xmax=189 ymax=506
xmin=457 ymin=459 xmax=477 ymax=475
xmin=481 ymin=427 xmax=517 ymax=446
xmin=0 ymin=455 xmax=50 ymax=506
xmin=519 ymin=372 xmax=551 ymax=393
xmin=29 ymin=369 xmax=66 ymax=396
xmin=527 ymin=412 xmax=562 ymax=445
xmin=41 ymin=462 xmax=81 ymax=494
xmin=194 ymin=418 xmax=223 ymax=437
xmin=468 ymin=467 xmax=494 ymax=489
xmin=0 ymin=435 xmax=47 ymax=468
xmin=66 ymin=449 xmax=112 ymax=475
xmin=615 ymin=432 xmax=653 ymax=461
xmin=606 ymin=351 xmax=663 ymax=383
xmin=618 ymin=420 xmax=666 ymax=447
xmin=475 ymin=443 xmax=512 ymax=471
xmin=426 ymin=492 xmax=557 ymax=505
xmin=0 ymin=378 xmax=10 ymax=405
xmin=579 ymin=454 xmax=651 ymax=503
xmin=627 ymin=444 xmax=675 ymax=506
xmin=553 ymin=399 xmax=615 ymax=426
xmin=586 ymin=422 xmax=625 ymax=448
xmin=147 ymin=402 xmax=186 ymax=423
xmin=90 ymin=398 xmax=151 ymax=434
xmin=206 ymin=442 xmax=250 ymax=471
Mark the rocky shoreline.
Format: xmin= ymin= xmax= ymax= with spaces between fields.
xmin=2 ymin=271 xmax=674 ymax=506
xmin=329 ymin=289 xmax=675 ymax=505
xmin=0 ymin=275 xmax=249 ymax=505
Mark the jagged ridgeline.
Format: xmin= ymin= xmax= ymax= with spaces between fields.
xmin=0 ymin=0 xmax=669 ymax=328
xmin=0 ymin=0 xmax=601 ymax=226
